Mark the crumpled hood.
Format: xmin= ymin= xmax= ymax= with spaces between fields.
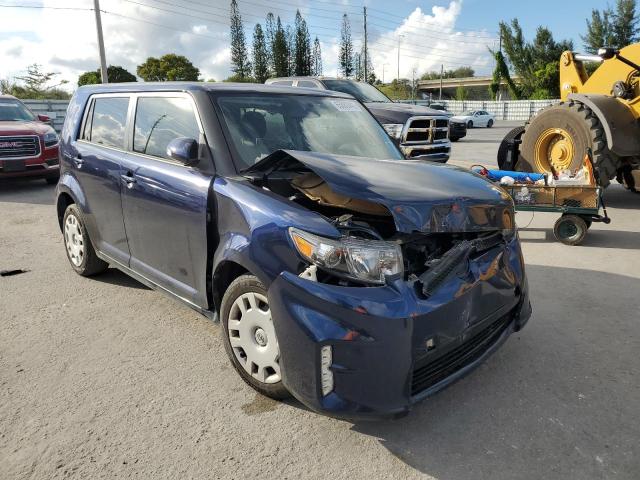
xmin=244 ymin=150 xmax=514 ymax=234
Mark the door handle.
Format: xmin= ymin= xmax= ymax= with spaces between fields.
xmin=120 ymin=172 xmax=137 ymax=187
xmin=64 ymin=152 xmax=83 ymax=167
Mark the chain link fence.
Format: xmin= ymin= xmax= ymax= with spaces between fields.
xmin=398 ymin=99 xmax=560 ymax=121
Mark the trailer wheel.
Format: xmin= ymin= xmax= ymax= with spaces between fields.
xmin=553 ymin=214 xmax=588 ymax=245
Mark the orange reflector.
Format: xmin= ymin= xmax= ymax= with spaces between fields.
xmin=292 ymin=233 xmax=314 ymax=259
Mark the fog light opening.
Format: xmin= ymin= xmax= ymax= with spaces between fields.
xmin=320 ymin=345 xmax=333 ymax=396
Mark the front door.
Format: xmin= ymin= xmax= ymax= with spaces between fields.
xmin=73 ymin=95 xmax=131 ymax=265
xmin=119 ymin=94 xmax=212 ymax=308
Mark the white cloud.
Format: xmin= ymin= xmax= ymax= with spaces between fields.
xmin=0 ymin=0 xmax=494 ymax=90
xmin=367 ymin=1 xmax=496 ymax=81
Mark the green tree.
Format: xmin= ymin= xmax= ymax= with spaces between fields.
xmin=78 ymin=65 xmax=136 ymax=86
xmin=583 ymin=0 xmax=638 ymax=52
xmin=499 ymin=19 xmax=572 ymax=98
xmin=272 ymin=17 xmax=289 ymax=77
xmin=137 ymin=54 xmax=199 ymax=81
xmin=294 ymin=10 xmax=312 ymax=76
xmin=377 ymin=78 xmax=410 ymax=100
xmin=455 ymin=85 xmax=469 ymax=100
xmin=312 ymin=37 xmax=322 ymax=76
xmin=230 ymin=0 xmax=251 ymax=80
xmin=11 ymin=64 xmax=69 ymax=99
xmin=265 ymin=12 xmax=277 ymax=74
xmin=286 ymin=24 xmax=295 ymax=75
xmin=489 ymin=50 xmax=520 ymax=99
xmin=253 ymin=23 xmax=269 ymax=83
xmin=420 ymin=66 xmax=475 ymax=81
xmin=339 ymin=14 xmax=354 ymax=78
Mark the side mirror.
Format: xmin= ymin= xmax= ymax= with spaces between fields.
xmin=166 ymin=137 xmax=199 ymax=165
xmin=598 ymin=47 xmax=617 ymax=60
xmin=37 ymin=114 xmax=50 ymax=122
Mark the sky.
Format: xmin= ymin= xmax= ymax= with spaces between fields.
xmin=0 ymin=0 xmax=608 ymax=91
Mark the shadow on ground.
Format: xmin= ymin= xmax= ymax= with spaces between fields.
xmin=94 ymin=267 xmax=151 ymax=290
xmin=518 ymin=227 xmax=640 ymax=250
xmin=351 ymin=265 xmax=640 ymax=480
xmin=0 ymin=178 xmax=55 ymax=205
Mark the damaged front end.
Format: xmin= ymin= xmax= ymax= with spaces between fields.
xmin=242 ymin=150 xmax=530 ymax=418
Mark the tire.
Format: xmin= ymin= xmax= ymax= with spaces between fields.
xmin=497 ymin=126 xmax=526 ymax=170
xmin=45 ymin=174 xmax=59 ymax=185
xmin=467 ymin=120 xmax=473 ymax=129
xmin=487 ymin=119 xmax=494 ymax=128
xmin=450 ymin=137 xmax=459 ymax=142
xmin=63 ymin=204 xmax=108 ymax=276
xmin=553 ymin=214 xmax=588 ymax=246
xmin=517 ymin=101 xmax=620 ymax=187
xmin=221 ymin=274 xmax=290 ymax=400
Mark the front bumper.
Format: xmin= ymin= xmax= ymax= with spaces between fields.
xmin=400 ymin=143 xmax=450 ymax=163
xmin=268 ymin=236 xmax=531 ymax=419
xmin=449 ymin=122 xmax=467 ymax=140
xmin=0 ymin=147 xmax=60 ymax=179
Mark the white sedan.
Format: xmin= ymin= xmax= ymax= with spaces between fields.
xmin=450 ymin=110 xmax=495 ymax=128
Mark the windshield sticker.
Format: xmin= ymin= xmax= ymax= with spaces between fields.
xmin=330 ymin=100 xmax=362 ymax=112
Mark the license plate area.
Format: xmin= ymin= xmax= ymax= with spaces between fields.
xmin=2 ymin=160 xmax=26 ymax=172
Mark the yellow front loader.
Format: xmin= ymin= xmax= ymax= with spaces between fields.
xmin=498 ymin=45 xmax=640 ymax=190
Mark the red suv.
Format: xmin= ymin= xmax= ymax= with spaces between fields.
xmin=0 ymin=95 xmax=60 ymax=184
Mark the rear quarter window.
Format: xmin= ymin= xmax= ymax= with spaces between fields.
xmin=82 ymin=97 xmax=130 ymax=149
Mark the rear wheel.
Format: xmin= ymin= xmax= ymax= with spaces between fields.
xmin=553 ymin=214 xmax=588 ymax=246
xmin=63 ymin=204 xmax=108 ymax=276
xmin=467 ymin=120 xmax=473 ymax=129
xmin=497 ymin=126 xmax=526 ymax=170
xmin=221 ymin=274 xmax=290 ymax=400
xmin=517 ymin=101 xmax=620 ymax=187
xmin=487 ymin=119 xmax=494 ymax=128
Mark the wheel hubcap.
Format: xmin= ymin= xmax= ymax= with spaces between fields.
xmin=227 ymin=292 xmax=281 ymax=384
xmin=64 ymin=214 xmax=85 ymax=267
xmin=534 ymin=128 xmax=576 ymax=173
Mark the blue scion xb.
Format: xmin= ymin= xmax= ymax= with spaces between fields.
xmin=56 ymin=83 xmax=531 ymax=419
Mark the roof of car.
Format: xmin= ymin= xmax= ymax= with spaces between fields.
xmin=77 ymin=81 xmax=354 ymax=98
xmin=0 ymin=94 xmax=19 ymax=100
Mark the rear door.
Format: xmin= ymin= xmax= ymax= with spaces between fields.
xmin=73 ymin=95 xmax=131 ymax=265
xmin=119 ymin=92 xmax=213 ymax=308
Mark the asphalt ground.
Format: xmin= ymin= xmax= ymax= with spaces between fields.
xmin=1 ymin=122 xmax=639 ymax=479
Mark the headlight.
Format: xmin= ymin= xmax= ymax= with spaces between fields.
xmin=44 ymin=132 xmax=59 ymax=148
xmin=502 ymin=209 xmax=516 ymax=241
xmin=289 ymin=227 xmax=403 ymax=284
xmin=382 ymin=123 xmax=404 ymax=140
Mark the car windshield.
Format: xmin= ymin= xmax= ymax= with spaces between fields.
xmin=0 ymin=99 xmax=35 ymax=121
xmin=215 ymin=93 xmax=403 ymax=171
xmin=321 ymin=80 xmax=391 ymax=103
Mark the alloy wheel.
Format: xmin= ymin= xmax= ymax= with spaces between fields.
xmin=64 ymin=214 xmax=85 ymax=267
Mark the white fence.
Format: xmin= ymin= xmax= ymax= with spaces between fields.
xmin=398 ymin=99 xmax=560 ymax=121
xmin=23 ymin=99 xmax=69 ymax=132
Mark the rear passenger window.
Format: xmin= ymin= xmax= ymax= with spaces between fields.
xmin=297 ymin=81 xmax=318 ymax=88
xmin=133 ymin=97 xmax=200 ymax=159
xmin=85 ymin=97 xmax=129 ymax=148
xmin=271 ymin=81 xmax=293 ymax=86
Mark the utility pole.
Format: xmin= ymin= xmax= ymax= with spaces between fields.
xmin=439 ymin=64 xmax=443 ymax=100
xmin=412 ymin=68 xmax=416 ymax=102
xmin=397 ymin=35 xmax=404 ymax=83
xmin=382 ymin=63 xmax=388 ymax=84
xmin=93 ymin=0 xmax=108 ymax=83
xmin=363 ymin=6 xmax=368 ymax=83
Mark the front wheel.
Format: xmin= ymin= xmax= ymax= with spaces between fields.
xmin=467 ymin=120 xmax=473 ymax=129
xmin=63 ymin=204 xmax=108 ymax=276
xmin=221 ymin=275 xmax=290 ymax=400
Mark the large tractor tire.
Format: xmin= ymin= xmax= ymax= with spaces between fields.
xmin=516 ymin=101 xmax=619 ymax=187
xmin=497 ymin=126 xmax=525 ymax=170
